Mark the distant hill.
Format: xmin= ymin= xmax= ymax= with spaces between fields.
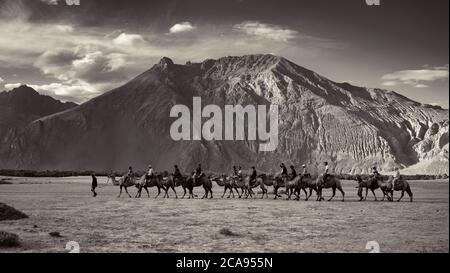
xmin=0 ymin=85 xmax=77 ymax=163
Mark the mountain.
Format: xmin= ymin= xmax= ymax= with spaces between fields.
xmin=0 ymin=55 xmax=448 ymax=174
xmin=0 ymin=85 xmax=77 ymax=158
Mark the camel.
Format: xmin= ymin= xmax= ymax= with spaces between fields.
xmin=174 ymin=175 xmax=198 ymax=199
xmin=316 ymin=175 xmax=345 ymax=202
xmin=135 ymin=174 xmax=166 ymax=198
xmin=377 ymin=176 xmax=413 ymax=202
xmin=157 ymin=175 xmax=178 ymax=198
xmin=294 ymin=174 xmax=318 ymax=201
xmin=242 ymin=175 xmax=269 ymax=199
xmin=184 ymin=174 xmax=213 ymax=199
xmin=390 ymin=177 xmax=413 ymax=202
xmin=284 ymin=175 xmax=300 ymax=200
xmin=106 ymin=175 xmax=120 ymax=186
xmin=229 ymin=176 xmax=246 ymax=198
xmin=254 ymin=175 xmax=270 ymax=199
xmin=273 ymin=175 xmax=287 ymax=199
xmin=356 ymin=176 xmax=381 ymax=201
xmin=117 ymin=176 xmax=138 ymax=198
xmin=371 ymin=177 xmax=395 ymax=201
xmin=212 ymin=175 xmax=236 ymax=198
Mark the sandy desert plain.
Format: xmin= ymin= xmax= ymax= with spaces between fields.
xmin=0 ymin=176 xmax=448 ymax=253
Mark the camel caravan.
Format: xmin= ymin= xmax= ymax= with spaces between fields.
xmin=106 ymin=162 xmax=413 ymax=202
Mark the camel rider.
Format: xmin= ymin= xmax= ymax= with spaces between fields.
xmin=290 ymin=165 xmax=297 ymax=180
xmin=250 ymin=166 xmax=257 ymax=184
xmin=125 ymin=166 xmax=134 ymax=183
xmin=302 ymin=164 xmax=307 ymax=175
xmin=238 ymin=166 xmax=243 ymax=180
xmin=323 ymin=162 xmax=330 ymax=183
xmin=193 ymin=164 xmax=202 ymax=183
xmin=392 ymin=167 xmax=401 ymax=188
xmin=196 ymin=164 xmax=202 ymax=176
xmin=145 ymin=165 xmax=154 ymax=181
xmin=233 ymin=166 xmax=238 ymax=177
xmin=173 ymin=165 xmax=182 ymax=179
xmin=372 ymin=167 xmax=382 ymax=181
xmin=280 ymin=163 xmax=288 ymax=177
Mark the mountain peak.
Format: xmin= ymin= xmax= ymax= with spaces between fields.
xmin=157 ymin=57 xmax=174 ymax=68
xmin=9 ymin=85 xmax=39 ymax=96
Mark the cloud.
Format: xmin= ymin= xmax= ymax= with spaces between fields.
xmin=113 ymin=33 xmax=146 ymax=47
xmin=381 ymin=66 xmax=449 ymax=88
xmin=4 ymin=83 xmax=22 ymax=90
xmin=0 ymin=77 xmax=4 ymax=83
xmin=3 ymin=81 xmax=101 ymax=103
xmin=169 ymin=22 xmax=196 ymax=34
xmin=233 ymin=21 xmax=299 ymax=42
xmin=55 ymin=25 xmax=74 ymax=33
xmin=34 ymin=46 xmax=129 ymax=84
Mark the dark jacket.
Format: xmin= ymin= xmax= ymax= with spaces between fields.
xmin=291 ymin=169 xmax=297 ymax=178
xmin=91 ymin=176 xmax=98 ymax=188
xmin=250 ymin=170 xmax=257 ymax=180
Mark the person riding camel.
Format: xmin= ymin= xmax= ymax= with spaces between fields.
xmin=250 ymin=166 xmax=257 ymax=184
xmin=125 ymin=166 xmax=134 ymax=183
xmin=193 ymin=164 xmax=202 ymax=183
xmin=146 ymin=165 xmax=154 ymax=181
xmin=323 ymin=162 xmax=330 ymax=183
xmin=302 ymin=164 xmax=307 ymax=175
xmin=392 ymin=167 xmax=401 ymax=188
xmin=372 ymin=166 xmax=382 ymax=181
xmin=238 ymin=166 xmax=243 ymax=180
xmin=290 ymin=165 xmax=297 ymax=180
xmin=174 ymin=165 xmax=181 ymax=176
xmin=233 ymin=166 xmax=238 ymax=177
xmin=173 ymin=165 xmax=182 ymax=180
xmin=280 ymin=163 xmax=288 ymax=178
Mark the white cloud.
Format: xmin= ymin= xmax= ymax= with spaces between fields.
xmin=233 ymin=21 xmax=298 ymax=42
xmin=113 ymin=33 xmax=146 ymax=47
xmin=169 ymin=22 xmax=195 ymax=34
xmin=4 ymin=83 xmax=22 ymax=90
xmin=55 ymin=25 xmax=74 ymax=33
xmin=381 ymin=66 xmax=449 ymax=88
xmin=34 ymin=46 xmax=129 ymax=84
xmin=0 ymin=77 xmax=4 ymax=83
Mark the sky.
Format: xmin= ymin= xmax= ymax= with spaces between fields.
xmin=0 ymin=0 xmax=448 ymax=108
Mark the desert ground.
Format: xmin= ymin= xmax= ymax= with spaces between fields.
xmin=0 ymin=176 xmax=448 ymax=253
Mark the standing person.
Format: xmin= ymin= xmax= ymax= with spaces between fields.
xmin=91 ymin=174 xmax=98 ymax=197
xmin=290 ymin=165 xmax=297 ymax=180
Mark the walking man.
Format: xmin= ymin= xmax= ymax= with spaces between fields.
xmin=91 ymin=173 xmax=98 ymax=197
